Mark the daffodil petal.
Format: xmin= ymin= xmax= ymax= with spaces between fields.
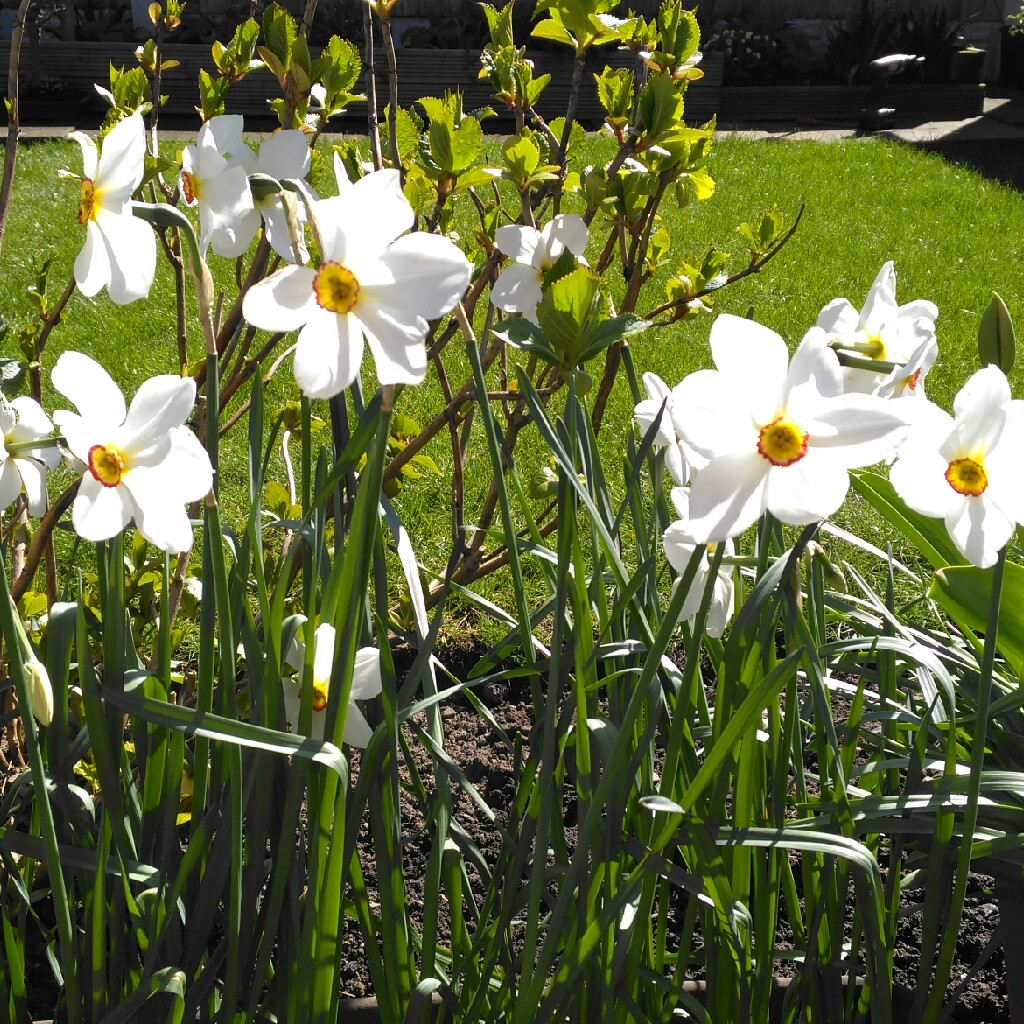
xmin=662 ymin=520 xmax=699 ymax=575
xmin=343 ymin=704 xmax=374 ymax=748
xmin=164 ymin=427 xmax=215 ymax=502
xmin=16 ymin=459 xmax=47 ymax=516
xmin=260 ymin=197 xmax=307 ymax=264
xmin=671 ymin=368 xmax=756 ymax=459
xmin=634 ymin=397 xmax=675 ymax=448
xmin=119 ymin=375 xmax=196 ymax=452
xmin=257 ymin=129 xmax=311 ymax=180
xmin=495 ymin=224 xmax=542 ymax=265
xmin=816 ymin=298 xmax=859 ymax=336
xmin=804 ymin=394 xmax=909 ymax=467
xmin=281 ymin=679 xmax=303 ymax=735
xmin=372 ymin=232 xmax=471 ymax=319
xmin=334 ymin=170 xmax=413 ymax=266
xmin=665 ymin=443 xmax=689 ymax=486
xmin=123 ymin=469 xmax=196 ymax=552
xmin=859 ymin=261 xmax=898 ymax=335
xmin=642 ymin=372 xmax=671 ymax=405
xmin=900 ymin=298 xmax=939 ymax=322
xmin=709 ymin=314 xmax=789 ymax=426
xmin=946 ymin=496 xmax=1010 ymax=569
xmin=206 ymin=114 xmax=249 ymax=165
xmin=73 ymin=473 xmax=133 ymax=542
xmin=359 ymin=302 xmax=428 ymax=385
xmin=763 ymin=450 xmax=849 ymax=524
xmin=491 ymin=263 xmax=542 ymax=315
xmin=293 ymin=307 xmax=362 ymax=399
xmin=96 ymin=111 xmax=145 ymax=199
xmin=890 ymin=445 xmax=957 ymax=519
xmin=706 ymin=571 xmax=735 ymax=639
xmin=946 ymin=365 xmax=1009 ymax=459
xmin=10 ymin=396 xmax=54 ymax=442
xmin=71 ymin=130 xmax=98 ymax=181
xmin=686 ymin=450 xmax=768 ymax=543
xmin=784 ymin=327 xmax=843 ymax=410
xmin=544 ymin=214 xmax=589 ymax=260
xmin=308 ymin=623 xmax=334 ymax=688
xmin=209 ymin=207 xmax=261 ymax=259
xmin=243 ymin=265 xmax=317 ymax=332
xmin=0 ymin=459 xmax=23 ymax=511
xmin=351 ymin=647 xmax=383 ymax=700
xmin=75 ymin=219 xmax=111 ymax=298
xmin=52 ymin=351 xmax=127 ymax=427
xmin=94 ymin=207 xmax=156 ymax=305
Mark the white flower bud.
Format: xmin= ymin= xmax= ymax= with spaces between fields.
xmin=24 ymin=656 xmax=53 ymax=727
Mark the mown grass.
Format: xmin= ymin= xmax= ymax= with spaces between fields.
xmin=1 ymin=130 xmax=1023 ymax=635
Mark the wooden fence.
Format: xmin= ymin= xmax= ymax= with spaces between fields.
xmin=5 ymin=41 xmax=725 ymax=126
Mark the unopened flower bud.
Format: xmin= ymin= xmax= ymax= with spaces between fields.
xmin=25 ymin=656 xmax=53 ymax=727
xmin=529 ymin=465 xmax=558 ymax=499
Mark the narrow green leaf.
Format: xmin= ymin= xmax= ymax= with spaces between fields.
xmin=101 ymin=677 xmax=348 ymax=778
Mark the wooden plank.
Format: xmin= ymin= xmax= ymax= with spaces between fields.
xmin=719 ymin=83 xmax=985 ymax=123
xmin=3 ymin=41 xmax=725 ymax=128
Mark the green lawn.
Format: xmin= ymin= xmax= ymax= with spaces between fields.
xmin=1 ymin=131 xmax=1023 ymax=626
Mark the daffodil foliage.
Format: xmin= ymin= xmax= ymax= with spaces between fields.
xmin=3 ymin=1 xmax=1024 ymax=1023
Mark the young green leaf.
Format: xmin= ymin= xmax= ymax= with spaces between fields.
xmin=978 ymin=291 xmax=1015 ymax=374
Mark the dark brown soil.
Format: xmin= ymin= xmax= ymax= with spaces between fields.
xmin=337 ymin=681 xmax=1010 ymax=1022
xmin=2 ymin=653 xmax=1011 ymax=1021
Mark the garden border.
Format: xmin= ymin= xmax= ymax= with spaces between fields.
xmin=2 ymin=41 xmax=724 ymax=125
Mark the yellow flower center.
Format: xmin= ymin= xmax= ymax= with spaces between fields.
xmin=311 ymin=680 xmax=329 ymax=713
xmin=945 ymin=457 xmax=988 ymax=497
xmin=181 ymin=171 xmax=199 ymax=204
xmin=78 ymin=178 xmax=98 ymax=224
xmin=88 ymin=444 xmax=126 ymax=487
xmin=862 ymin=330 xmax=887 ymax=361
xmin=757 ymin=416 xmax=808 ymax=467
xmin=313 ymin=262 xmax=361 ymax=314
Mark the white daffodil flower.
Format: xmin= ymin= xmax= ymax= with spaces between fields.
xmin=816 ymin=261 xmax=938 ymax=394
xmin=51 ymin=352 xmax=213 ymax=553
xmin=282 ymin=618 xmax=381 ymax=747
xmin=0 ymin=396 xmax=59 ymax=516
xmin=633 ymin=371 xmax=707 ymax=486
xmin=662 ymin=487 xmax=734 ymax=638
xmin=890 ymin=365 xmax=1024 ymax=568
xmin=242 ymin=168 xmax=472 ymax=399
xmin=876 ymin=333 xmax=938 ymax=404
xmin=491 ymin=214 xmax=589 ymax=324
xmin=218 ymin=123 xmax=313 ymax=263
xmin=70 ymin=112 xmax=156 ymax=305
xmin=180 ymin=115 xmax=255 ymax=258
xmin=24 ymin=655 xmax=53 ymax=727
xmin=670 ymin=314 xmax=911 ymax=543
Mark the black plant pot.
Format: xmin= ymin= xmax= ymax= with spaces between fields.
xmin=1001 ymin=28 xmax=1024 ymax=88
xmin=950 ymin=47 xmax=986 ymax=84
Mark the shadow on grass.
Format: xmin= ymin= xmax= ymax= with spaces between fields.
xmin=891 ymin=89 xmax=1024 ymax=192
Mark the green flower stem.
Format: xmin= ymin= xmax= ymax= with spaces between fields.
xmin=831 ymin=339 xmax=885 ymax=358
xmin=192 ymin=349 xmax=219 ymax=831
xmin=0 ymin=563 xmax=81 ymax=1022
xmin=132 ymin=201 xmax=217 ymax=355
xmin=4 ymin=435 xmax=61 ymax=457
xmin=308 ymin=386 xmax=394 ymax=1023
xmin=835 ymin=353 xmax=901 ymax=375
xmin=926 ymin=545 xmax=1006 ymax=1019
